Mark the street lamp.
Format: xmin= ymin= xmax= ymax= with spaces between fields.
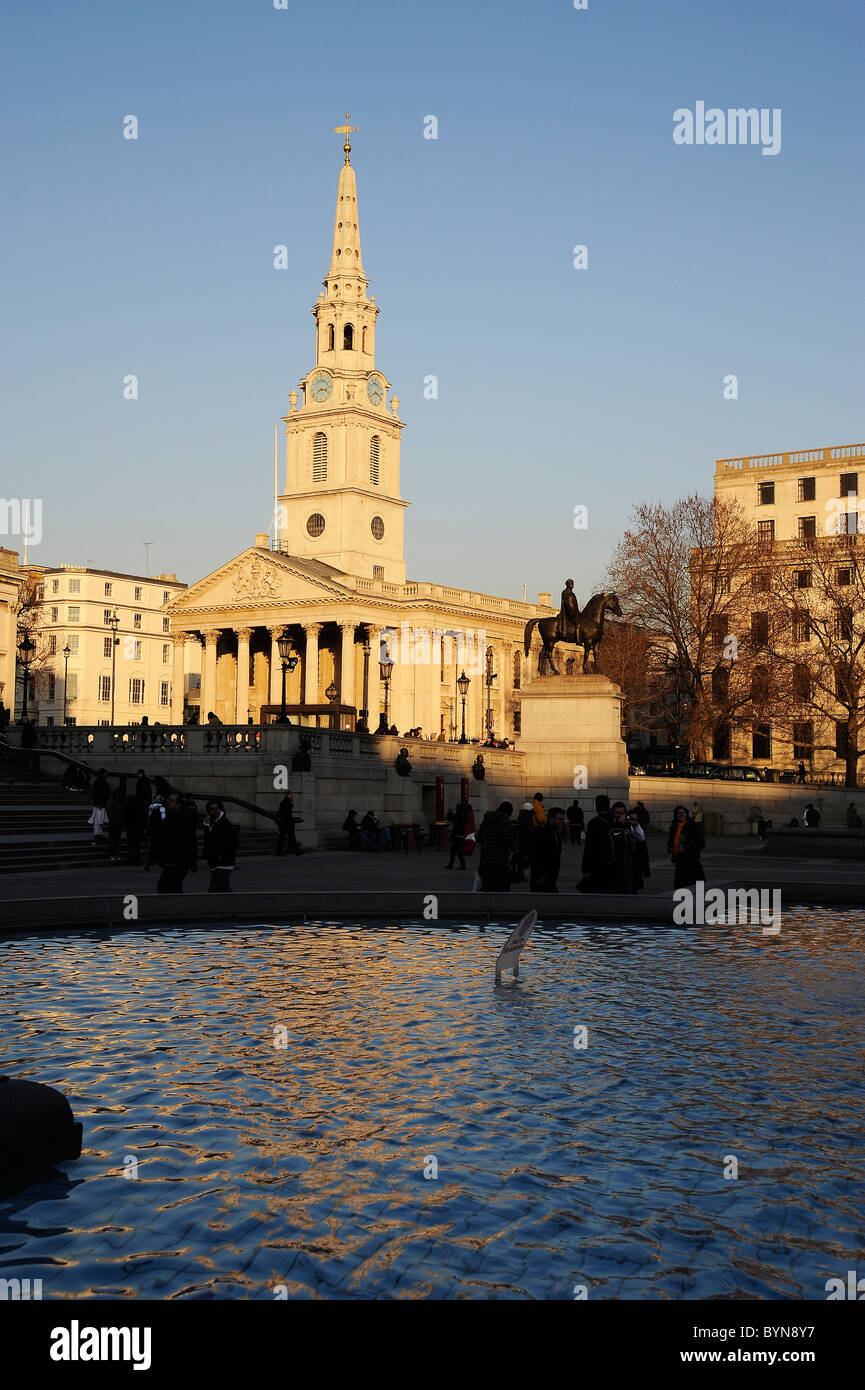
xmin=62 ymin=643 xmax=71 ymax=725
xmin=17 ymin=632 xmax=36 ymax=723
xmin=357 ymin=632 xmax=371 ymax=732
xmin=108 ymin=609 xmax=120 ymax=725
xmin=484 ymin=645 xmax=497 ymax=741
xmin=275 ymin=628 xmax=298 ymax=725
xmin=457 ymin=669 xmax=471 ymax=744
xmin=379 ymin=649 xmax=394 ymax=732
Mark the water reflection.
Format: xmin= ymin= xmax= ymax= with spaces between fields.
xmin=1 ymin=912 xmax=863 ymax=1299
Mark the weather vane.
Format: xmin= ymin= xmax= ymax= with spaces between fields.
xmin=334 ymin=113 xmax=359 ymax=164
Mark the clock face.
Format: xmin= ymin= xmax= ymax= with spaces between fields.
xmin=310 ymin=372 xmax=333 ymax=403
xmin=367 ymin=375 xmax=384 ymax=406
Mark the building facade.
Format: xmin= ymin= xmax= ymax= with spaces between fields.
xmin=0 ymin=548 xmax=24 ymax=716
xmin=168 ymin=142 xmax=554 ymax=736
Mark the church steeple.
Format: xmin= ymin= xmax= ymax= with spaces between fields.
xmin=327 ymin=116 xmax=365 ymax=287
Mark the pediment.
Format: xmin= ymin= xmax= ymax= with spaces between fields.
xmin=168 ymin=549 xmax=353 ymax=614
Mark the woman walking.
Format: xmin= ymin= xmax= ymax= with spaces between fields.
xmin=446 ymin=800 xmax=475 ymax=870
xmin=666 ymin=804 xmax=705 ymax=888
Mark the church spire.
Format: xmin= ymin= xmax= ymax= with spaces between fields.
xmin=327 ymin=116 xmax=365 ymax=283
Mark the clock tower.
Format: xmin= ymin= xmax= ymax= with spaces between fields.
xmin=279 ymin=123 xmax=407 ymax=582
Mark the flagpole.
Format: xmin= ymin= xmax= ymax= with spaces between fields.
xmin=273 ymin=421 xmax=279 ymax=549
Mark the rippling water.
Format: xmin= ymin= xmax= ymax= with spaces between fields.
xmin=1 ymin=912 xmax=863 ymax=1300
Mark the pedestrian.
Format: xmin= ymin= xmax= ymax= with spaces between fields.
xmin=134 ymin=768 xmax=152 ymax=813
xmin=0 ymin=700 xmax=8 ymax=730
xmin=106 ymin=785 xmax=126 ymax=861
xmin=846 ymin=803 xmax=861 ymax=828
xmin=475 ymin=801 xmax=515 ymax=891
xmin=531 ymin=792 xmax=546 ymax=826
xmin=202 ymin=800 xmax=238 ymax=892
xmin=804 ymin=803 xmax=821 ymax=828
xmin=529 ymin=806 xmax=566 ymax=892
xmin=207 ymin=711 xmax=223 ymax=727
xmin=578 ymin=794 xmax=613 ymax=892
xmin=796 ymin=760 xmax=807 ymax=784
xmin=565 ymin=798 xmax=585 ymax=845
xmin=91 ymin=768 xmax=110 ymax=810
xmin=634 ymin=800 xmax=650 ymax=831
xmin=628 ymin=807 xmax=651 ymax=892
xmin=87 ymin=803 xmax=108 ymax=842
xmin=343 ymin=809 xmax=362 ymax=850
xmin=445 ymin=800 xmax=475 ymax=870
xmin=276 ymin=792 xmax=303 ymax=855
xmin=667 ymin=805 xmax=705 ymax=888
xmin=148 ymin=791 xmax=198 ymax=892
xmin=607 ymin=801 xmax=637 ymax=893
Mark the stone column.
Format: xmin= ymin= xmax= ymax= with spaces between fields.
xmin=171 ymin=633 xmax=186 ymax=724
xmin=363 ymin=625 xmax=381 ymax=730
xmin=303 ymin=622 xmax=321 ymax=707
xmin=235 ymin=627 xmax=253 ymax=724
xmin=268 ymin=627 xmax=283 ymax=707
xmin=339 ymin=623 xmax=356 ymax=712
xmin=202 ymin=630 xmax=219 ymax=718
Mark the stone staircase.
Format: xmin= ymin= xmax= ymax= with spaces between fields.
xmin=0 ymin=777 xmax=280 ymax=875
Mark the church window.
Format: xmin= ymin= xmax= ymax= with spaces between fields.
xmin=343 ymin=323 xmax=354 ymax=350
xmin=327 ymin=324 xmax=334 ymax=351
xmin=371 ymin=516 xmax=384 ymax=540
xmin=307 ymin=513 xmax=326 ymax=538
xmin=362 ymin=326 xmax=367 ymax=351
xmin=373 ymin=565 xmax=385 ymax=580
xmin=313 ymin=432 xmax=328 ymax=481
xmin=369 ymin=436 xmax=380 ymax=485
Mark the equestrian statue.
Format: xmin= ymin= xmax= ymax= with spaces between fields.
xmin=523 ymin=579 xmax=622 ymax=676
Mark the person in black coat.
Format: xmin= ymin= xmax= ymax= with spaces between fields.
xmin=476 ymin=802 xmax=515 ymax=891
xmin=627 ymin=807 xmax=651 ymax=892
xmin=666 ymin=805 xmax=705 ymax=888
xmin=513 ymin=802 xmax=534 ymax=882
xmin=148 ymin=792 xmax=198 ymax=892
xmin=578 ymin=794 xmax=613 ymax=892
xmin=276 ymin=792 xmax=303 ymax=855
xmin=565 ymin=799 xmax=585 ymax=845
xmin=529 ymin=807 xmax=566 ymax=892
xmin=203 ymin=800 xmax=238 ymax=892
xmin=91 ymin=769 xmax=111 ymax=810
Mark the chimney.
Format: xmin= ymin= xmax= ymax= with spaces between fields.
xmin=254 ymin=532 xmax=269 ymax=549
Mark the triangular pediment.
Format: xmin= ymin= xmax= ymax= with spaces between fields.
xmin=168 ymin=548 xmax=353 ymax=615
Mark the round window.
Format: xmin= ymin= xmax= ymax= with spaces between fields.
xmin=371 ymin=516 xmax=385 ymax=540
xmin=307 ymin=513 xmax=326 ymax=538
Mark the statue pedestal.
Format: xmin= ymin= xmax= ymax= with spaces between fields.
xmin=517 ymin=674 xmax=629 ymax=799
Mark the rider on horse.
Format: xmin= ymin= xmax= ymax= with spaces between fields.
xmin=556 ymin=579 xmax=579 ymax=642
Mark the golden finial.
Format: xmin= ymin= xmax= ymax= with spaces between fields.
xmin=334 ymin=112 xmax=359 ymax=164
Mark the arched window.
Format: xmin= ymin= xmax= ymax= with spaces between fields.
xmin=369 ymin=435 xmax=380 ymax=485
xmin=313 ymin=432 xmax=328 ymax=482
xmin=362 ymin=325 xmax=368 ymax=352
xmin=513 ymin=651 xmax=521 ymax=689
xmin=326 ymin=324 xmax=334 ymax=351
xmin=343 ymin=323 xmax=354 ymax=350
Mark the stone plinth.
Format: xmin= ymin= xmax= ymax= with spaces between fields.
xmin=517 ymin=674 xmax=629 ymax=799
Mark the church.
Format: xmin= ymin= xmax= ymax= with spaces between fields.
xmin=167 ymin=128 xmax=554 ymax=738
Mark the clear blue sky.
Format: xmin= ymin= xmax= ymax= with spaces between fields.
xmin=2 ymin=0 xmax=862 ymax=602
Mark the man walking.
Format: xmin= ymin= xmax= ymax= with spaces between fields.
xmin=476 ymin=801 xmax=515 ymax=891
xmin=149 ymin=792 xmax=198 ymax=892
xmin=203 ymin=800 xmax=238 ymax=892
xmin=529 ymin=806 xmax=566 ymax=892
xmin=578 ymin=793 xmax=613 ymax=892
xmin=276 ymin=792 xmax=303 ymax=856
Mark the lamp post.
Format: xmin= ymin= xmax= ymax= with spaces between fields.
xmin=17 ymin=632 xmax=36 ymax=722
xmin=379 ymin=649 xmax=393 ymax=733
xmin=357 ymin=632 xmax=371 ymax=732
xmin=275 ymin=629 xmax=298 ymax=725
xmin=484 ymin=645 xmax=497 ymax=741
xmin=457 ymin=670 xmax=470 ymax=744
xmin=325 ymin=679 xmax=339 ymax=731
xmin=108 ymin=609 xmax=120 ymax=725
xmin=62 ymin=643 xmax=71 ymax=725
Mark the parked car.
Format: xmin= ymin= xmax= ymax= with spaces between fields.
xmin=680 ymin=762 xmax=764 ymax=782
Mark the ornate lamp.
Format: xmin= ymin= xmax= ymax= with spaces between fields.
xmin=275 ymin=629 xmax=294 ymax=725
xmin=457 ymin=670 xmax=470 ymax=744
xmin=379 ymin=649 xmax=394 ymax=732
xmin=17 ymin=632 xmax=36 ymax=722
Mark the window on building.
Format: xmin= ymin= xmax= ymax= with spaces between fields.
xmin=68 ymin=578 xmax=80 ymax=594
xmin=712 ymin=723 xmax=731 ymax=760
xmin=369 ymin=435 xmax=380 ymax=485
xmin=129 ymin=678 xmax=145 ymax=705
xmin=754 ymin=572 xmax=771 ymax=592
xmin=711 ymin=614 xmax=730 ymax=647
xmin=513 ymin=651 xmax=521 ymax=689
xmin=313 ymin=432 xmax=328 ymax=481
xmin=362 ymin=326 xmax=368 ymax=352
xmin=327 ymin=324 xmax=334 ymax=351
xmin=133 ymin=613 xmax=142 ymax=630
xmin=52 ymin=578 xmax=59 ymax=593
xmin=792 ymin=609 xmax=810 ymax=643
xmin=103 ymin=636 xmax=113 ymax=657
xmin=795 ymin=569 xmax=811 ymax=588
xmin=839 ymin=510 xmax=859 ymax=536
xmin=712 ymin=664 xmax=729 ymax=703
xmin=50 ymin=606 xmax=59 ymax=623
xmin=792 ymin=665 xmax=811 ymax=701
xmin=67 ymin=606 xmax=80 ymax=623
xmin=104 ymin=582 xmax=112 ymax=596
xmin=67 ymin=674 xmax=78 ymax=701
xmin=757 ymin=520 xmax=775 ymax=546
xmin=758 ymin=482 xmax=775 ymax=505
xmin=372 ymin=565 xmax=385 ymax=580
xmin=751 ymin=666 xmax=770 ymax=702
xmin=103 ymin=609 xmax=113 ymax=625
xmin=753 ymin=724 xmax=771 ymax=760
xmin=160 ymin=680 xmax=171 ymax=707
xmin=37 ymin=585 xmax=44 ymax=601
xmin=343 ymin=323 xmax=354 ymax=350
xmin=48 ymin=634 xmax=57 ymax=655
xmin=798 ymin=516 xmax=816 ymax=539
xmin=162 ymin=591 xmax=170 ymax=605
xmin=835 ymin=667 xmax=848 ymax=702
xmin=793 ymin=720 xmax=813 ymax=760
xmin=162 ymin=617 xmax=170 ymax=633
xmin=837 ymin=567 xmax=853 ymax=586
xmin=162 ymin=643 xmax=170 ymax=663
xmin=99 ymin=675 xmax=111 ymax=703
xmin=47 ymin=673 xmax=56 ymax=700
xmin=513 ymin=705 xmax=521 ymax=734
xmin=134 ymin=586 xmax=142 ymax=600
xmin=840 ymin=473 xmax=858 ymax=496
xmin=836 ymin=720 xmax=850 ymax=757
xmin=67 ymin=634 xmax=79 ymax=655
xmin=798 ymin=477 xmax=815 ymax=502
xmin=131 ymin=640 xmax=142 ymax=661
xmin=46 ymin=716 xmax=55 ymax=727
xmin=835 ymin=606 xmax=854 ymax=641
xmin=751 ymin=612 xmax=769 ymax=646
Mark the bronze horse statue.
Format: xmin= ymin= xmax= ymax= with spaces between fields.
xmin=523 ymin=591 xmax=622 ymax=676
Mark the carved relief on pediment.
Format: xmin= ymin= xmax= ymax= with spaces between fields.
xmin=230 ymin=555 xmax=280 ymax=599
